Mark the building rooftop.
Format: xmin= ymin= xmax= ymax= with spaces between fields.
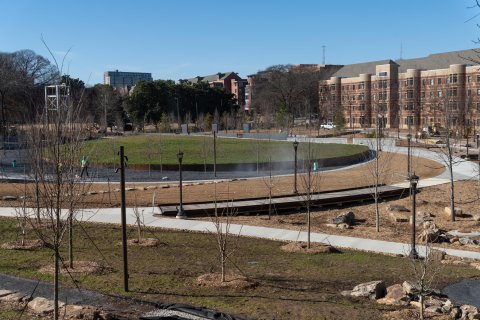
xmin=331 ymin=49 xmax=480 ymax=78
xmin=186 ymin=72 xmax=238 ymax=83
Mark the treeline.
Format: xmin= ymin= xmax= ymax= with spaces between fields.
xmin=0 ymin=49 xmax=246 ymax=133
xmin=125 ymin=80 xmax=241 ymax=131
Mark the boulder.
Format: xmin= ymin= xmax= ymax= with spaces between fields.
xmin=461 ymin=305 xmax=479 ymax=319
xmin=402 ymin=281 xmax=419 ymax=295
xmin=0 ymin=289 xmax=14 ymax=297
xmin=326 ymin=223 xmax=351 ymax=229
xmin=146 ymin=186 xmax=157 ymax=190
xmin=385 ymin=284 xmax=407 ymax=300
xmin=350 ymin=280 xmax=386 ymax=300
xmin=473 ymin=214 xmax=480 ymax=222
xmin=28 ymin=297 xmax=66 ymax=314
xmin=332 ymin=211 xmax=355 ymax=226
xmin=0 ymin=292 xmax=27 ymax=302
xmin=425 ymin=296 xmax=446 ymax=307
xmin=2 ymin=196 xmax=17 ymax=201
xmin=418 ymin=228 xmax=442 ymax=243
xmin=444 ymin=207 xmax=462 ymax=217
xmin=459 ymin=237 xmax=473 ymax=245
xmin=378 ymin=284 xmax=409 ymax=305
xmin=450 ymin=307 xmax=461 ymax=319
xmin=429 ymin=249 xmax=446 ymax=261
xmin=424 ymin=305 xmax=443 ymax=314
xmin=28 ymin=297 xmax=55 ymax=314
xmin=387 ymin=204 xmax=410 ymax=212
xmin=389 ymin=211 xmax=409 ymax=223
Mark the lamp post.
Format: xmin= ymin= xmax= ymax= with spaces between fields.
xmin=293 ymin=140 xmax=299 ymax=194
xmin=407 ymin=133 xmax=412 ymax=179
xmin=409 ymin=173 xmax=419 ymax=259
xmin=176 ymin=150 xmax=186 ymax=219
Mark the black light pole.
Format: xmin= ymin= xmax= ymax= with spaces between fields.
xmin=407 ymin=133 xmax=412 ymax=179
xmin=213 ymin=131 xmax=217 ymax=178
xmin=119 ymin=146 xmax=129 ymax=292
xmin=176 ymin=150 xmax=186 ymax=219
xmin=409 ymin=173 xmax=419 ymax=259
xmin=293 ymin=140 xmax=299 ymax=194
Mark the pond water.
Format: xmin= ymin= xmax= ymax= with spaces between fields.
xmin=443 ymin=279 xmax=480 ymax=308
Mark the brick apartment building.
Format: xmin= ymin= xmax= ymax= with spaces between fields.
xmin=181 ymin=72 xmax=247 ymax=108
xmin=320 ymin=49 xmax=480 ymax=131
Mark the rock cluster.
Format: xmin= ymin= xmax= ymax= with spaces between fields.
xmin=342 ymin=280 xmax=480 ymax=319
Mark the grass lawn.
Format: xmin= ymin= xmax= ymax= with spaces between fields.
xmin=0 ymin=216 xmax=476 ymax=319
xmin=81 ymin=135 xmax=368 ymax=165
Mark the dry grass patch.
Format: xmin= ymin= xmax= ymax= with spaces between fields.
xmin=281 ymin=241 xmax=338 ymax=254
xmin=196 ymin=273 xmax=256 ymax=289
xmin=126 ymin=238 xmax=161 ymax=247
xmin=39 ymin=261 xmax=111 ymax=275
xmin=1 ymin=239 xmax=43 ymax=250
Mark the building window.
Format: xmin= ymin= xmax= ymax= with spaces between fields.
xmin=430 ymin=79 xmax=434 ymax=85
xmin=407 ymin=78 xmax=414 ymax=86
xmin=448 ymin=88 xmax=457 ymax=97
xmin=448 ymin=74 xmax=458 ymax=83
xmin=421 ymin=91 xmax=425 ymax=98
xmin=477 ymin=88 xmax=480 ymax=96
xmin=379 ymin=71 xmax=387 ymax=77
xmin=360 ymin=103 xmax=365 ymax=111
xmin=468 ymin=89 xmax=472 ymax=97
xmin=477 ymin=102 xmax=480 ymax=111
xmin=422 ymin=79 xmax=426 ymax=86
xmin=358 ymin=93 xmax=364 ymax=100
xmin=438 ymin=90 xmax=443 ymax=97
xmin=331 ymin=84 xmax=336 ymax=90
xmin=438 ymin=78 xmax=442 ymax=85
xmin=467 ymin=75 xmax=472 ymax=83
xmin=352 ymin=85 xmax=355 ymax=90
xmin=477 ymin=75 xmax=480 ymax=82
xmin=407 ymin=90 xmax=414 ymax=99
xmin=359 ymin=82 xmax=365 ymax=90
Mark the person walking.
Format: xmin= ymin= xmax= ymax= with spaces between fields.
xmin=80 ymin=155 xmax=89 ymax=178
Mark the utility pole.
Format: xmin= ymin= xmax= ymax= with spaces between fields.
xmin=118 ymin=146 xmax=128 ymax=292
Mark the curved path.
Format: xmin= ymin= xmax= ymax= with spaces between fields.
xmin=0 ymin=140 xmax=478 ymax=260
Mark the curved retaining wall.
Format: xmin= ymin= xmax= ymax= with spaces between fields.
xmin=116 ymin=149 xmax=370 ymax=172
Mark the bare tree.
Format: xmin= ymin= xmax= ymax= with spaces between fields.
xmin=262 ymin=154 xmax=279 ymax=220
xmin=363 ymin=112 xmax=395 ymax=232
xmin=298 ymin=138 xmax=321 ymax=248
xmin=408 ymin=240 xmax=441 ymax=320
xmin=210 ymin=182 xmax=240 ymax=282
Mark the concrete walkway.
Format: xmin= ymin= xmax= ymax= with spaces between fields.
xmin=0 ymin=205 xmax=479 ymax=261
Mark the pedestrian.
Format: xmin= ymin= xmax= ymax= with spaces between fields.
xmin=80 ymin=155 xmax=89 ymax=178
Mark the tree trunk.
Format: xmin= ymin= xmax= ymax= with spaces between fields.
xmin=375 ymin=121 xmax=380 ymax=232
xmin=221 ymin=252 xmax=225 ymax=282
xmin=68 ymin=208 xmax=73 ymax=269
xmin=420 ymin=295 xmax=424 ymax=320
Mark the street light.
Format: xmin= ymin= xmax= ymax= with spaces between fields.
xmin=407 ymin=133 xmax=412 ymax=179
xmin=409 ymin=173 xmax=419 ymax=259
xmin=293 ymin=140 xmax=299 ymax=194
xmin=176 ymin=150 xmax=186 ymax=219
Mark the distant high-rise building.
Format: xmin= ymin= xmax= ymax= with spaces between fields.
xmin=104 ymin=70 xmax=153 ymax=94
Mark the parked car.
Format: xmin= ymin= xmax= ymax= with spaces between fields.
xmin=320 ymin=123 xmax=336 ymax=130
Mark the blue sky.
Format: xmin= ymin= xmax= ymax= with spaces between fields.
xmin=1 ymin=0 xmax=480 ymax=85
